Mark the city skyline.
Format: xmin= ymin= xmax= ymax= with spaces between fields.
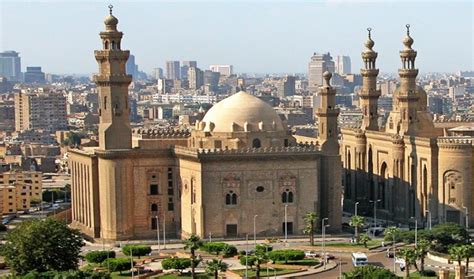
xmin=0 ymin=0 xmax=472 ymax=75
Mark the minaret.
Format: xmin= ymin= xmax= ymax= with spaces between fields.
xmin=317 ymin=71 xmax=340 ymax=155
xmin=397 ymin=24 xmax=419 ymax=136
xmin=359 ymin=28 xmax=381 ymax=131
xmin=94 ymin=5 xmax=133 ymax=150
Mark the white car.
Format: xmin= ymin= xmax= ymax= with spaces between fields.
xmin=305 ymin=251 xmax=318 ymax=258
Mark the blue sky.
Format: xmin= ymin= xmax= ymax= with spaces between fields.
xmin=0 ymin=0 xmax=472 ymax=75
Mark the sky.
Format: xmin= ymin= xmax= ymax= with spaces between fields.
xmin=0 ymin=0 xmax=473 ymax=75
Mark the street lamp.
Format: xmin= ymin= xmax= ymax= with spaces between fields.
xmin=425 ymin=210 xmax=432 ymax=230
xmin=354 ymin=201 xmax=360 ymax=239
xmin=462 ymin=204 xmax=469 ymax=229
xmin=253 ymin=215 xmax=258 ymax=247
xmin=411 ymin=216 xmax=417 ymax=247
xmin=321 ymin=218 xmax=329 ymax=269
xmin=245 ymin=234 xmax=249 ymax=279
xmin=369 ymin=199 xmax=381 ymax=234
xmin=284 ymin=204 xmax=288 ymax=245
xmin=155 ymin=215 xmax=160 ymax=253
xmin=163 ymin=212 xmax=166 ymax=249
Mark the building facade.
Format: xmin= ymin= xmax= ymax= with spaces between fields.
xmin=0 ymin=171 xmax=42 ymax=214
xmin=335 ymin=55 xmax=351 ymax=75
xmin=341 ymin=27 xmax=473 ymax=227
xmin=209 ymin=65 xmax=233 ymax=76
xmin=69 ymin=9 xmax=342 ymax=241
xmin=308 ymin=52 xmax=335 ymax=92
xmin=14 ymin=88 xmax=67 ymax=132
xmin=0 ymin=51 xmax=21 ymax=82
xmin=24 ymin=66 xmax=45 ymax=83
xmin=166 ymin=61 xmax=180 ymax=80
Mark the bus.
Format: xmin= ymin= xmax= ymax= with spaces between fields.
xmin=352 ymin=252 xmax=368 ymax=267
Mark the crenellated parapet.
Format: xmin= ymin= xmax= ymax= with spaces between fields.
xmin=132 ymin=128 xmax=191 ymax=139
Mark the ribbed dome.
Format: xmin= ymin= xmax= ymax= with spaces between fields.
xmin=201 ymin=91 xmax=285 ymax=133
xmin=104 ymin=15 xmax=118 ymax=26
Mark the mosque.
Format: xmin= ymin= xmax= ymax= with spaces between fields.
xmin=69 ymin=7 xmax=342 ymax=241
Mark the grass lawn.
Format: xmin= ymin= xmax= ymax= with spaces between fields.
xmin=275 ymin=259 xmax=319 ymax=266
xmin=232 ymin=268 xmax=298 ymax=277
xmin=324 ymin=239 xmax=382 ymax=248
xmin=154 ymin=274 xmax=211 ymax=279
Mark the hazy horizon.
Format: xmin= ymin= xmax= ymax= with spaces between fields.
xmin=0 ymin=0 xmax=473 ymax=75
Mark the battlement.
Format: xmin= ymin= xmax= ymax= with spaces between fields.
xmin=437 ymin=137 xmax=472 ymax=150
xmin=132 ymin=128 xmax=191 ymax=139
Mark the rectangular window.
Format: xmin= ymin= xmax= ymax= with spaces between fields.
xmin=168 ymin=188 xmax=174 ymax=195
xmin=168 ymin=180 xmax=173 ymax=188
xmin=226 ymin=224 xmax=238 ymax=237
xmin=150 ymin=184 xmax=159 ymax=195
xmin=168 ymin=203 xmax=174 ymax=211
xmin=151 ymin=218 xmax=157 ymax=230
xmin=167 ymin=169 xmax=173 ymax=180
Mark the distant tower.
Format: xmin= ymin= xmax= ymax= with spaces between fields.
xmin=397 ymin=24 xmax=419 ymax=135
xmin=94 ymin=5 xmax=133 ymax=150
xmin=317 ymin=71 xmax=340 ymax=155
xmin=359 ymin=28 xmax=381 ymax=131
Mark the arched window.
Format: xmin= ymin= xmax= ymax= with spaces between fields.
xmin=225 ymin=191 xmax=237 ymax=205
xmin=151 ymin=203 xmax=158 ymax=212
xmin=104 ymin=96 xmax=107 ymax=110
xmin=104 ymin=41 xmax=109 ymax=50
xmin=111 ymin=41 xmax=116 ymax=50
xmin=282 ymin=189 xmax=294 ymax=203
xmin=252 ymin=138 xmax=261 ymax=148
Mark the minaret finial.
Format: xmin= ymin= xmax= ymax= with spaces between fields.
xmin=108 ymin=4 xmax=113 ymax=15
xmin=367 ymin=27 xmax=372 ymax=39
xmin=406 ymin=24 xmax=410 ymax=35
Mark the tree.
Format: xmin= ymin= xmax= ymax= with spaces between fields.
xmin=122 ymin=245 xmax=151 ymax=259
xmin=398 ymin=248 xmax=417 ymax=278
xmin=253 ymin=245 xmax=269 ymax=279
xmin=449 ymin=245 xmax=469 ymax=267
xmin=358 ymin=234 xmax=371 ymax=248
xmin=205 ymin=259 xmax=228 ymax=279
xmin=103 ymin=258 xmax=133 ymax=274
xmin=464 ymin=245 xmax=474 ymax=275
xmin=62 ymin=132 xmax=81 ymax=147
xmin=303 ymin=212 xmax=318 ymax=246
xmin=85 ymin=251 xmax=116 ymax=264
xmin=349 ymin=215 xmax=365 ymax=242
xmin=0 ymin=219 xmax=84 ymax=275
xmin=162 ymin=258 xmax=192 ymax=274
xmin=342 ymin=265 xmax=399 ymax=279
xmin=183 ymin=234 xmax=204 ymax=279
xmin=384 ymin=226 xmax=400 ymax=243
xmin=415 ymin=238 xmax=431 ymax=273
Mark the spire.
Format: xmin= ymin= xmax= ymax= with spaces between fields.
xmin=359 ymin=27 xmax=380 ymax=131
xmin=108 ymin=4 xmax=113 ymax=15
xmin=104 ymin=4 xmax=119 ymax=30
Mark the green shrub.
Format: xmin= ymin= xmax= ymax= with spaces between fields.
xmin=0 ymin=224 xmax=7 ymax=232
xmin=419 ymin=269 xmax=437 ymax=277
xmin=239 ymin=255 xmax=257 ymax=267
xmin=122 ymin=245 xmax=152 ymax=258
xmin=222 ymin=244 xmax=238 ymax=257
xmin=267 ymin=249 xmax=305 ymax=263
xmin=85 ymin=250 xmax=116 ymax=263
xmin=201 ymin=242 xmax=237 ymax=257
xmin=162 ymin=257 xmax=192 ymax=272
xmin=103 ymin=258 xmax=132 ymax=274
xmin=22 ymin=270 xmax=111 ymax=279
xmin=342 ymin=265 xmax=398 ymax=278
xmin=256 ymin=244 xmax=273 ymax=255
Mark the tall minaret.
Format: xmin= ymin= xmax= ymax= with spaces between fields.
xmin=397 ymin=24 xmax=419 ymax=136
xmin=317 ymin=71 xmax=340 ymax=155
xmin=94 ymin=5 xmax=132 ymax=150
xmin=359 ymin=28 xmax=381 ymax=131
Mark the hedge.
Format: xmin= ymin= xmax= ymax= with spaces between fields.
xmin=103 ymin=258 xmax=133 ymax=274
xmin=239 ymin=255 xmax=257 ymax=267
xmin=267 ymin=249 xmax=305 ymax=263
xmin=122 ymin=245 xmax=152 ymax=258
xmin=201 ymin=242 xmax=237 ymax=257
xmin=162 ymin=257 xmax=192 ymax=272
xmin=85 ymin=250 xmax=116 ymax=264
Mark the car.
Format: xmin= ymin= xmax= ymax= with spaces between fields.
xmin=321 ymin=253 xmax=335 ymax=260
xmin=305 ymin=251 xmax=318 ymax=258
xmin=386 ymin=249 xmax=395 ymax=258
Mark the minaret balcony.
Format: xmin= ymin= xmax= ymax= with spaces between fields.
xmin=93 ymin=74 xmax=132 ymax=84
xmin=360 ymin=68 xmax=379 ymax=77
xmin=94 ymin=50 xmax=130 ymax=60
xmin=398 ymin=68 xmax=418 ymax=78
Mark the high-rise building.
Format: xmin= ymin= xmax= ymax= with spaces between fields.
xmin=0 ymin=171 xmax=42 ymax=214
xmin=188 ymin=67 xmax=203 ymax=90
xmin=335 ymin=55 xmax=351 ymax=75
xmin=126 ymin=54 xmax=137 ymax=79
xmin=0 ymin=51 xmax=21 ymax=82
xmin=181 ymin=61 xmax=197 ymax=80
xmin=152 ymin=68 xmax=163 ymax=80
xmin=209 ymin=65 xmax=233 ymax=76
xmin=204 ymin=70 xmax=220 ymax=92
xmin=14 ymin=88 xmax=67 ymax=132
xmin=308 ymin=52 xmax=335 ymax=92
xmin=24 ymin=67 xmax=45 ymax=83
xmin=166 ymin=61 xmax=180 ymax=80
xmin=277 ymin=76 xmax=296 ymax=98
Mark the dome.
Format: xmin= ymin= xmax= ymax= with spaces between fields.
xmin=201 ymin=91 xmax=285 ymax=133
xmin=104 ymin=15 xmax=118 ymax=26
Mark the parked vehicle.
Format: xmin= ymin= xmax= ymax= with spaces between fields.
xmin=305 ymin=251 xmax=318 ymax=258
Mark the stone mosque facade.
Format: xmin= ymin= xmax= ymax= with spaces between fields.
xmin=69 ymin=8 xmax=342 ymax=241
xmin=341 ymin=27 xmax=473 ymax=227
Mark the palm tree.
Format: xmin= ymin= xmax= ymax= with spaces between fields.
xmin=398 ymin=248 xmax=417 ymax=278
xmin=205 ymin=259 xmax=228 ymax=279
xmin=349 ymin=215 xmax=365 ymax=242
xmin=303 ymin=212 xmax=318 ymax=246
xmin=415 ymin=238 xmax=431 ymax=273
xmin=358 ymin=233 xmax=371 ymax=248
xmin=183 ymin=234 xmax=203 ymax=279
xmin=464 ymin=245 xmax=474 ymax=275
xmin=449 ymin=245 xmax=467 ymax=267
